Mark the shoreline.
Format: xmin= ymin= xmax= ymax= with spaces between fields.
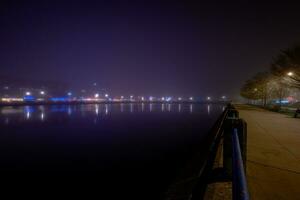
xmin=0 ymin=101 xmax=229 ymax=107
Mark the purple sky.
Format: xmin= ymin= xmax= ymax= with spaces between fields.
xmin=1 ymin=1 xmax=300 ymax=98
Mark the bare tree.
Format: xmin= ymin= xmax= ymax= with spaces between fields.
xmin=271 ymin=44 xmax=300 ymax=89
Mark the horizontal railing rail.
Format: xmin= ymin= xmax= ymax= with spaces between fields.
xmin=190 ymin=104 xmax=250 ymax=200
xmin=232 ymin=128 xmax=250 ymax=200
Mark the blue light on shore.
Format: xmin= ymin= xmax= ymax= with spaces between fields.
xmin=49 ymin=97 xmax=70 ymax=102
xmin=23 ymin=95 xmax=35 ymax=102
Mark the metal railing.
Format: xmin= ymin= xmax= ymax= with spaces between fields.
xmin=190 ymin=106 xmax=230 ymax=199
xmin=232 ymin=128 xmax=250 ymax=200
xmin=190 ymin=104 xmax=250 ymax=200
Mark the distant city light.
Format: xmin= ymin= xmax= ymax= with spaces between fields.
xmin=287 ymin=71 xmax=294 ymax=76
xmin=94 ymin=93 xmax=99 ymax=98
xmin=166 ymin=97 xmax=172 ymax=102
xmin=67 ymin=92 xmax=72 ymax=96
xmin=50 ymin=97 xmax=69 ymax=102
xmin=178 ymin=97 xmax=182 ymax=101
xmin=189 ymin=97 xmax=193 ymax=101
xmin=130 ymin=95 xmax=134 ymax=99
xmin=149 ymin=96 xmax=154 ymax=101
xmin=254 ymin=88 xmax=258 ymax=91
xmin=141 ymin=96 xmax=145 ymax=101
xmin=40 ymin=91 xmax=45 ymax=95
xmin=1 ymin=98 xmax=23 ymax=102
xmin=222 ymin=96 xmax=226 ymax=99
xmin=207 ymin=96 xmax=211 ymax=100
xmin=24 ymin=95 xmax=35 ymax=102
xmin=105 ymin=94 xmax=109 ymax=98
xmin=25 ymin=92 xmax=31 ymax=96
xmin=161 ymin=97 xmax=165 ymax=101
xmin=121 ymin=96 xmax=124 ymax=99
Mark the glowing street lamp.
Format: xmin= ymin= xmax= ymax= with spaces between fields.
xmin=222 ymin=96 xmax=226 ymax=99
xmin=287 ymin=71 xmax=294 ymax=77
xmin=25 ymin=92 xmax=31 ymax=96
xmin=130 ymin=95 xmax=134 ymax=102
xmin=254 ymin=88 xmax=258 ymax=92
xmin=141 ymin=96 xmax=145 ymax=101
xmin=207 ymin=96 xmax=211 ymax=101
xmin=178 ymin=97 xmax=182 ymax=101
xmin=40 ymin=91 xmax=45 ymax=95
xmin=67 ymin=92 xmax=72 ymax=96
xmin=189 ymin=97 xmax=194 ymax=101
xmin=121 ymin=96 xmax=124 ymax=99
xmin=105 ymin=94 xmax=109 ymax=98
xmin=94 ymin=93 xmax=99 ymax=98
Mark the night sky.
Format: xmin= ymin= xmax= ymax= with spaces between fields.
xmin=1 ymin=1 xmax=300 ymax=98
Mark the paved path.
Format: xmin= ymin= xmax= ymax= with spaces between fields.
xmin=235 ymin=104 xmax=300 ymax=200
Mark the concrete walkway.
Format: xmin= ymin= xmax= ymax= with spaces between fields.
xmin=235 ymin=104 xmax=300 ymax=200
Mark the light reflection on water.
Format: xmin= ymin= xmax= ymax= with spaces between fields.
xmin=0 ymin=103 xmax=226 ymax=124
xmin=190 ymin=104 xmax=193 ymax=113
xmin=207 ymin=104 xmax=211 ymax=115
xmin=0 ymin=103 xmax=227 ymax=199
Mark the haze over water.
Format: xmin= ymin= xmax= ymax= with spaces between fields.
xmin=0 ymin=103 xmax=225 ymax=199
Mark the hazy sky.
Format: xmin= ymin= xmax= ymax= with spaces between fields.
xmin=1 ymin=1 xmax=300 ymax=98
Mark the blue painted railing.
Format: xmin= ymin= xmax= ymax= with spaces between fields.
xmin=232 ymin=128 xmax=250 ymax=200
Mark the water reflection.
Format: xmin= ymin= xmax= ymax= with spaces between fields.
xmin=120 ymin=103 xmax=124 ymax=112
xmin=68 ymin=106 xmax=72 ymax=115
xmin=0 ymin=103 xmax=226 ymax=200
xmin=150 ymin=103 xmax=153 ymax=112
xmin=41 ymin=113 xmax=45 ymax=121
xmin=24 ymin=106 xmax=33 ymax=120
xmin=167 ymin=104 xmax=171 ymax=112
xmin=50 ymin=105 xmax=68 ymax=113
xmin=141 ymin=103 xmax=145 ymax=112
xmin=161 ymin=104 xmax=165 ymax=112
xmin=0 ymin=103 xmax=226 ymax=124
xmin=207 ymin=104 xmax=210 ymax=115
xmin=178 ymin=104 xmax=181 ymax=112
xmin=130 ymin=103 xmax=134 ymax=113
xmin=105 ymin=104 xmax=109 ymax=115
xmin=95 ymin=104 xmax=99 ymax=116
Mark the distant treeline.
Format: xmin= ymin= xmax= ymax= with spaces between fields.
xmin=240 ymin=44 xmax=300 ymax=106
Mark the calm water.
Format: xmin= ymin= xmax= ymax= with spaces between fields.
xmin=0 ymin=103 xmax=225 ymax=199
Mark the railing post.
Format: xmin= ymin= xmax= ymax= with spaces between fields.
xmin=223 ymin=109 xmax=239 ymax=178
xmin=237 ymin=119 xmax=247 ymax=170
